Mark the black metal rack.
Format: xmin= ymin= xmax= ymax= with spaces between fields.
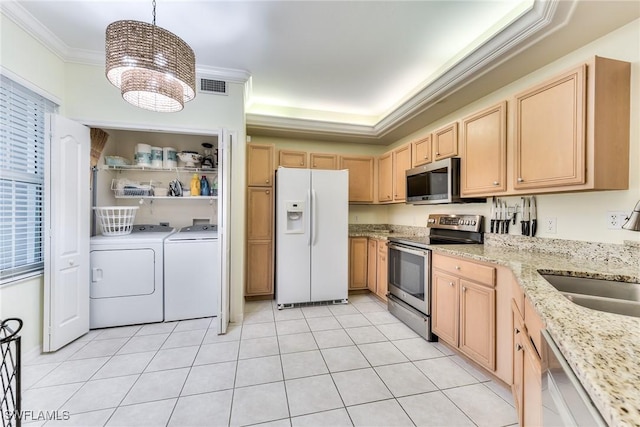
xmin=1 ymin=318 xmax=22 ymax=427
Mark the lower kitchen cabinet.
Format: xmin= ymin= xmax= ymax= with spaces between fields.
xmin=432 ymin=253 xmax=496 ymax=371
xmin=349 ymin=237 xmax=368 ymax=290
xmin=246 ymin=240 xmax=273 ymax=296
xmin=367 ymin=239 xmax=378 ymax=293
xmin=375 ymin=240 xmax=388 ymax=301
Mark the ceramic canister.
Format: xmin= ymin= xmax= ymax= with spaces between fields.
xmin=163 ymin=147 xmax=178 ymax=169
xmin=135 ymin=143 xmax=152 ymax=166
xmin=150 ymin=146 xmax=163 ymax=168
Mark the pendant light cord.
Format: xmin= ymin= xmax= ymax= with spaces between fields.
xmin=152 ymin=0 xmax=156 ymax=26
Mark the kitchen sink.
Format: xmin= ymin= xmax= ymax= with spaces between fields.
xmin=540 ymin=274 xmax=640 ymax=318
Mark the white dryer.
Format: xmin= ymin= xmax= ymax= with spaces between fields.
xmin=164 ymin=224 xmax=219 ymax=321
xmin=90 ymin=224 xmax=175 ymax=329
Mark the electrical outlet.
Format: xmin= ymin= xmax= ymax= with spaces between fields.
xmin=606 ymin=211 xmax=628 ymax=229
xmin=545 ymin=217 xmax=557 ymax=234
xmin=354 ymin=215 xmax=359 ymax=223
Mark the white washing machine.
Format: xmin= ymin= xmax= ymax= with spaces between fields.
xmin=90 ymin=224 xmax=175 ymax=329
xmin=164 ymin=224 xmax=219 ymax=321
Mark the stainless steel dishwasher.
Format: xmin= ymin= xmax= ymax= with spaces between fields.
xmin=541 ymin=329 xmax=607 ymax=426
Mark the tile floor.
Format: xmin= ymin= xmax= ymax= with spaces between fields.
xmin=20 ymin=294 xmax=518 ymax=426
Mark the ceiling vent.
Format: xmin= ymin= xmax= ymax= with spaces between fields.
xmin=199 ymin=78 xmax=228 ymax=95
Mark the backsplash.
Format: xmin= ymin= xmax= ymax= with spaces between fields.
xmin=485 ymin=234 xmax=640 ymax=268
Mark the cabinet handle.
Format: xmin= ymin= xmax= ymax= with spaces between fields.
xmin=514 ymin=327 xmax=520 ymax=334
xmin=449 ymin=282 xmax=454 ymax=286
xmin=300 ymin=162 xmax=303 ymax=165
xmin=462 ymin=286 xmax=466 ymax=292
xmin=516 ymin=344 xmax=523 ymax=352
xmin=266 ymin=190 xmax=270 ymax=194
xmin=517 ymin=177 xmax=523 ymax=183
xmin=435 ymin=152 xmax=440 ymax=156
xmin=493 ymin=181 xmax=499 ymax=185
xmin=313 ymin=164 xmax=317 ymax=167
xmin=455 ymin=265 xmax=460 ymax=270
xmin=266 ymin=179 xmax=270 ymax=184
xmin=424 ymin=155 xmax=427 ymax=159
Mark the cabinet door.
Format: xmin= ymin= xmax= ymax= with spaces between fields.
xmin=459 ymin=279 xmax=496 ymax=370
xmin=246 ymin=187 xmax=273 ymax=240
xmin=512 ymin=306 xmax=525 ymax=426
xmin=339 ymin=156 xmax=375 ymax=203
xmin=412 ymin=135 xmax=432 ymax=167
xmin=514 ymin=65 xmax=586 ymax=190
xmin=279 ymin=150 xmax=307 ymax=168
xmin=367 ymin=239 xmax=378 ymax=293
xmin=522 ymin=336 xmax=542 ymax=427
xmin=376 ymin=241 xmax=388 ymax=301
xmin=310 ymin=153 xmax=337 ymax=169
xmin=349 ymin=237 xmax=368 ymax=290
xmin=393 ymin=144 xmax=411 ymax=201
xmin=377 ymin=152 xmax=393 ymax=202
xmin=461 ymin=102 xmax=507 ymax=196
xmin=433 ymin=122 xmax=458 ymax=161
xmin=432 ymin=270 xmax=459 ymax=346
xmin=246 ymin=240 xmax=273 ymax=296
xmin=247 ymin=144 xmax=274 ymax=187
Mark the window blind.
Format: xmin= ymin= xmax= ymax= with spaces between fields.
xmin=0 ymin=75 xmax=56 ymax=284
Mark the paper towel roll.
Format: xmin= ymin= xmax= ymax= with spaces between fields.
xmin=150 ymin=146 xmax=163 ymax=168
xmin=163 ymin=147 xmax=178 ymax=169
xmin=135 ymin=143 xmax=152 ymax=166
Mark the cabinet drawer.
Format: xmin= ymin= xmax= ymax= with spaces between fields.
xmin=432 ymin=253 xmax=495 ymax=287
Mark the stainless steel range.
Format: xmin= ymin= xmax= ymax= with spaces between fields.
xmin=387 ymin=214 xmax=484 ymax=341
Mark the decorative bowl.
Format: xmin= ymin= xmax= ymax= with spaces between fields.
xmin=177 ymin=151 xmax=202 ymax=167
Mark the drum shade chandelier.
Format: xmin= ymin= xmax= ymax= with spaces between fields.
xmin=105 ymin=0 xmax=196 ymax=112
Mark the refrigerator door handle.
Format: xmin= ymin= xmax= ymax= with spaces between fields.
xmin=307 ymin=189 xmax=312 ymax=246
xmin=312 ymin=189 xmax=318 ymax=245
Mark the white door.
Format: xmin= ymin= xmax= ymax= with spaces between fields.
xmin=310 ymin=170 xmax=348 ymax=302
xmin=43 ymin=114 xmax=90 ymax=352
xmin=217 ymin=130 xmax=232 ymax=334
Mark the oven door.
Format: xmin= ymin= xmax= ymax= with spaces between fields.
xmin=387 ymin=243 xmax=430 ymax=315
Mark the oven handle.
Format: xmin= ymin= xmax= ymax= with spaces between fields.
xmin=388 ymin=243 xmax=430 ymax=257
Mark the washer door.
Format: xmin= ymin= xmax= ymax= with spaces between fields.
xmin=90 ymin=249 xmax=155 ymax=298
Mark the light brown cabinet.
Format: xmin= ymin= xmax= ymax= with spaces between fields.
xmin=461 ymin=102 xmax=507 ymax=196
xmin=377 ymin=152 xmax=393 ymax=203
xmin=393 ymin=144 xmax=411 ymax=201
xmin=247 ymin=144 xmax=274 ymax=187
xmin=367 ymin=239 xmax=378 ymax=293
xmin=245 ymin=187 xmax=274 ymax=297
xmin=433 ymin=122 xmax=458 ymax=161
xmin=349 ymin=237 xmax=368 ymax=290
xmin=278 ymin=150 xmax=307 ymax=168
xmin=431 ymin=253 xmax=496 ymax=370
xmin=246 ymin=187 xmax=273 ymax=240
xmin=412 ymin=135 xmax=432 ymax=167
xmin=513 ymin=56 xmax=630 ymax=193
xmin=375 ymin=240 xmax=388 ymax=301
xmin=339 ymin=155 xmax=375 ymax=203
xmin=310 ymin=153 xmax=338 ymax=169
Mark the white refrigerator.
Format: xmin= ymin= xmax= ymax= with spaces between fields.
xmin=276 ymin=167 xmax=349 ymax=307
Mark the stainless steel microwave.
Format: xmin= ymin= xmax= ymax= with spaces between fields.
xmin=405 ymin=158 xmax=485 ymax=205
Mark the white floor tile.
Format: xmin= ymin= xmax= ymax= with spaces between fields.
xmin=34 ymin=357 xmax=109 ymax=388
xmin=194 ymin=341 xmax=239 ymax=365
xmin=444 ymin=383 xmax=518 ymax=427
xmin=301 ymin=306 xmax=333 ymax=318
xmin=485 ymin=380 xmax=516 ymax=406
xmin=274 ymin=307 xmax=305 ymax=321
xmin=121 ymin=368 xmax=189 ymax=405
xmin=135 ymin=322 xmax=177 ymax=336
xmin=398 ymin=391 xmax=475 ymax=426
xmin=235 ymin=355 xmax=283 ymax=387
xmin=169 ymin=390 xmax=233 ymax=427
xmin=362 ymin=311 xmax=402 ymax=325
xmin=413 ymin=357 xmax=479 ymax=389
xmin=347 ymin=399 xmax=414 ymax=427
xmin=358 ymin=341 xmax=408 ymax=366
xmin=328 ymin=304 xmax=359 ymax=316
xmin=345 ymin=326 xmax=388 ymax=344
xmin=23 ymin=339 xmax=88 ymax=366
xmin=245 ymin=300 xmax=274 ymax=313
xmin=116 ymin=334 xmax=169 ymax=355
xmin=291 ymin=408 xmax=353 ymax=427
xmin=93 ymin=351 xmax=156 ymax=380
xmin=203 ymin=324 xmax=242 ymax=344
xmin=313 ymin=329 xmax=354 ymax=349
xmin=321 ymin=346 xmax=369 ymax=372
xmin=353 ymin=301 xmax=387 ymax=314
xmin=22 ymin=362 xmax=60 ymax=390
xmin=106 ymin=398 xmax=176 ymax=426
xmin=144 ymin=346 xmax=199 ymax=372
xmin=450 ymin=354 xmax=492 ymax=382
xmin=244 ymin=309 xmax=275 ymax=324
xmin=161 ymin=329 xmax=206 ymax=349
xmin=230 ymin=382 xmax=289 ymax=426
xmin=281 ymin=350 xmax=328 ymax=379
xmin=286 ymin=374 xmax=343 ymax=417
xmin=68 ymin=338 xmax=128 ymax=360
xmin=278 ymin=332 xmax=318 ymax=354
xmin=181 ymin=361 xmax=237 ymax=395
xmin=376 ymin=323 xmax=419 ymax=341
xmin=391 ymin=338 xmax=444 ymax=361
xmin=374 ymin=362 xmax=437 ymax=397
xmin=335 ymin=314 xmax=372 ymax=329
xmin=242 ymin=322 xmax=277 ymax=340
xmin=276 ymin=319 xmax=311 ymax=336
xmin=22 ymin=383 xmax=83 ymax=414
xmin=173 ymin=317 xmax=212 ymax=332
xmin=61 ymin=375 xmax=139 ymax=414
xmin=238 ymin=336 xmax=279 ymax=359
xmin=332 ymin=368 xmax=392 ymax=406
xmin=306 ymin=316 xmax=342 ymax=332
xmin=93 ymin=325 xmax=141 ymax=340
xmin=45 ymin=408 xmax=115 ymax=426
xmin=431 ymin=341 xmax=456 ymax=356
xmin=253 ymin=418 xmax=292 ymax=427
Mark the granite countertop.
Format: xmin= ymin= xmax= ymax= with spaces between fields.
xmin=348 ymin=230 xmax=417 ymax=240
xmin=422 ymin=243 xmax=640 ymax=427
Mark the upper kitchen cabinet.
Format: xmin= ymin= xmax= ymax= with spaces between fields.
xmin=514 ymin=56 xmax=630 ymax=192
xmin=461 ymin=102 xmax=507 ymax=196
xmin=279 ymin=149 xmax=307 ymax=168
xmin=377 ymin=152 xmax=393 ymax=203
xmin=339 ymin=155 xmax=375 ymax=203
xmin=310 ymin=153 xmax=338 ymax=170
xmin=247 ymin=144 xmax=274 ymax=187
xmin=433 ymin=122 xmax=458 ymax=161
xmin=412 ymin=135 xmax=432 ymax=167
xmin=393 ymin=144 xmax=412 ymax=202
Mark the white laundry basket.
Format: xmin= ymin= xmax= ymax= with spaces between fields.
xmin=94 ymin=206 xmax=139 ymax=236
